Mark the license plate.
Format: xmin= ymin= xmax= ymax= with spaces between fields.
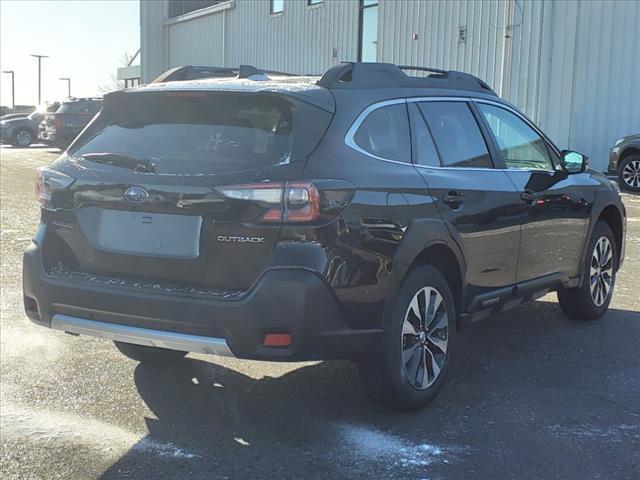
xmin=95 ymin=209 xmax=202 ymax=258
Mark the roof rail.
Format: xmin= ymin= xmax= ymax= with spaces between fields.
xmin=151 ymin=65 xmax=304 ymax=83
xmin=317 ymin=62 xmax=496 ymax=95
xmin=67 ymin=96 xmax=103 ymax=102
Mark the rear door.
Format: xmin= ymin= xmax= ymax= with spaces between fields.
xmin=409 ymin=99 xmax=522 ymax=298
xmin=50 ymin=90 xmax=333 ymax=291
xmin=474 ymin=100 xmax=591 ymax=281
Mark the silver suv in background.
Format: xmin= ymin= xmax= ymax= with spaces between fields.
xmin=0 ymin=103 xmax=60 ymax=147
xmin=609 ymin=134 xmax=640 ymax=191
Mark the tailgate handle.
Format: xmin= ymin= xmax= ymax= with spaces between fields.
xmin=177 ymin=193 xmax=225 ymax=208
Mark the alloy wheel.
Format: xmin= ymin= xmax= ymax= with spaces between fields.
xmin=590 ymin=236 xmax=613 ymax=307
xmin=401 ymin=286 xmax=449 ymax=390
xmin=622 ymin=160 xmax=640 ymax=189
xmin=16 ymin=130 xmax=32 ymax=146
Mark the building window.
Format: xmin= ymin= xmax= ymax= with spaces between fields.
xmin=168 ymin=1 xmax=226 ymax=18
xmin=270 ymin=0 xmax=284 ymax=14
xmin=124 ymin=78 xmax=141 ymax=88
xmin=358 ymin=0 xmax=378 ymax=62
xmin=308 ymin=0 xmax=323 ymax=5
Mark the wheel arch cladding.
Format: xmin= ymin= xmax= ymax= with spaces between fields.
xmin=620 ymin=147 xmax=640 ymax=162
xmin=390 ymin=219 xmax=465 ymax=329
xmin=598 ymin=205 xmax=624 ymax=270
xmin=408 ymin=244 xmax=463 ymax=318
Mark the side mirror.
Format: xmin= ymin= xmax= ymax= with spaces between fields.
xmin=561 ymin=150 xmax=588 ymax=174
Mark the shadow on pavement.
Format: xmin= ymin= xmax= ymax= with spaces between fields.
xmin=100 ymin=302 xmax=640 ymax=479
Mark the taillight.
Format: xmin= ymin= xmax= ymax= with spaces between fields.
xmin=216 ymin=181 xmax=321 ymax=223
xmin=36 ymin=167 xmax=74 ymax=209
xmin=217 ymin=182 xmax=284 ymax=222
xmin=54 ymin=116 xmax=62 ymax=129
xmin=283 ymin=182 xmax=320 ymax=222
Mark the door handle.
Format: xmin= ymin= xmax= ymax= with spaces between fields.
xmin=443 ymin=191 xmax=464 ymax=208
xmin=520 ymin=190 xmax=538 ymax=204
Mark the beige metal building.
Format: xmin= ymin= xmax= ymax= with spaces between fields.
xmin=141 ymin=0 xmax=640 ymax=171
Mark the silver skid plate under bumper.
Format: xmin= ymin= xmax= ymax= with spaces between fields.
xmin=51 ymin=314 xmax=235 ymax=356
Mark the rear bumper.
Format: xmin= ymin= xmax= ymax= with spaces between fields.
xmin=38 ymin=129 xmax=65 ymax=147
xmin=39 ymin=125 xmax=79 ymax=147
xmin=23 ymin=238 xmax=381 ymax=361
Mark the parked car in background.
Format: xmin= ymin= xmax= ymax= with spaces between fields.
xmin=0 ymin=103 xmax=60 ymax=147
xmin=1 ymin=112 xmax=30 ymax=121
xmin=39 ymin=97 xmax=102 ymax=149
xmin=609 ymin=134 xmax=640 ymax=191
xmin=24 ymin=63 xmax=626 ymax=410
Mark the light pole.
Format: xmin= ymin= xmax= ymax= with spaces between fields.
xmin=30 ymin=54 xmax=49 ymax=105
xmin=59 ymin=77 xmax=71 ymax=99
xmin=2 ymin=70 xmax=14 ymax=110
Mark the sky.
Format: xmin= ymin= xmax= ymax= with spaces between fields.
xmin=0 ymin=0 xmax=140 ymax=108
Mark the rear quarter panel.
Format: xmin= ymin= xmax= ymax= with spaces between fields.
xmin=300 ymin=93 xmax=450 ymax=330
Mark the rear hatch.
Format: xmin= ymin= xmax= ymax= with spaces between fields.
xmin=42 ymin=88 xmax=334 ymax=292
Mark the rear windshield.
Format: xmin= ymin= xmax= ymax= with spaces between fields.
xmin=69 ymin=91 xmax=333 ymax=175
xmin=58 ymin=101 xmax=102 ymax=114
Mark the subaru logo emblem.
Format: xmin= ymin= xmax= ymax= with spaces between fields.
xmin=123 ymin=186 xmax=149 ymax=203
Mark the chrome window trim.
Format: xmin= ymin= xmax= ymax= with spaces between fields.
xmin=344 ymin=95 xmax=562 ymax=173
xmin=414 ymin=163 xmax=509 ymax=173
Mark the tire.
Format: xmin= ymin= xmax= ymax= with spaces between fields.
xmin=617 ymin=154 xmax=640 ymax=192
xmin=113 ymin=341 xmax=187 ymax=364
xmin=557 ymin=220 xmax=617 ymax=320
xmin=12 ymin=128 xmax=33 ymax=148
xmin=358 ymin=265 xmax=456 ymax=410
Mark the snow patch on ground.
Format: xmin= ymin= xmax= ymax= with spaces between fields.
xmin=337 ymin=423 xmax=448 ymax=469
xmin=1 ymin=405 xmax=199 ymax=459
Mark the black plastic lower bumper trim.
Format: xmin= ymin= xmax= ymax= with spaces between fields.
xmin=23 ymin=241 xmax=382 ymax=361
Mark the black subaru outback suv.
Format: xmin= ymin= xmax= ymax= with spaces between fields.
xmin=23 ymin=63 xmax=626 ymax=410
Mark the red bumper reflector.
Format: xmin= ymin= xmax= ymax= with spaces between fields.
xmin=263 ymin=333 xmax=292 ymax=347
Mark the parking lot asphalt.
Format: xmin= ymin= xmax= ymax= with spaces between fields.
xmin=1 ymin=145 xmax=639 ymax=480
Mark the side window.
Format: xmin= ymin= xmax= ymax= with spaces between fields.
xmin=477 ymin=103 xmax=554 ymax=171
xmin=418 ymin=102 xmax=493 ymax=169
xmin=353 ymin=103 xmax=411 ymax=163
xmin=408 ymin=103 xmax=440 ymax=167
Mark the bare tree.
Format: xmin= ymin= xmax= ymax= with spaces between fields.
xmin=97 ymin=51 xmax=137 ymax=94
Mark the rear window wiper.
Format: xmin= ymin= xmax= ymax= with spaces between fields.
xmin=80 ymin=152 xmax=156 ymax=173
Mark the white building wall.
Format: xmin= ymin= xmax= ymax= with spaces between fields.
xmin=140 ymin=0 xmax=167 ymax=82
xmin=378 ymin=0 xmax=509 ymax=97
xmin=161 ymin=0 xmax=359 ymax=75
xmin=140 ymin=0 xmax=640 ymax=170
xmin=563 ymin=0 xmax=640 ymax=167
